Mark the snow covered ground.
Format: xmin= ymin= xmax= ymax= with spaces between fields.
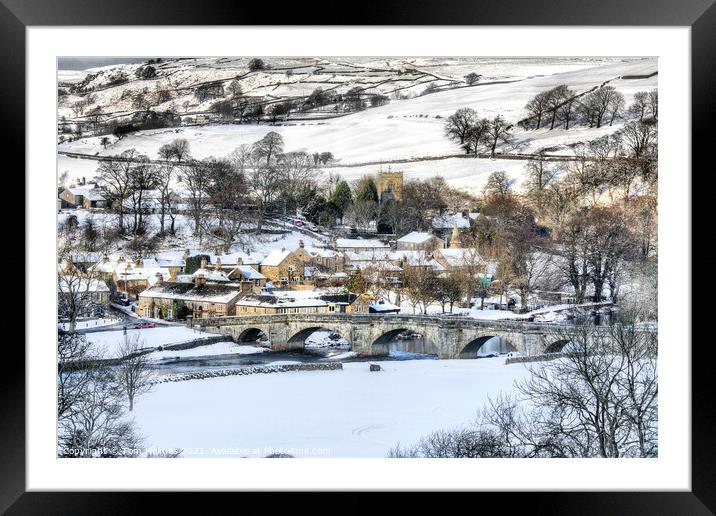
xmin=133 ymin=357 xmax=532 ymax=457
xmin=146 ymin=342 xmax=266 ymax=362
xmin=57 ymin=57 xmax=657 ymax=191
xmin=85 ymin=326 xmax=219 ymax=357
xmin=58 ymin=317 xmax=119 ymax=331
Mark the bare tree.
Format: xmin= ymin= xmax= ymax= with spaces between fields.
xmin=462 ymin=118 xmax=489 ymax=156
xmin=647 ymin=89 xmax=658 ymax=121
xmin=579 ymin=86 xmax=622 ymax=128
xmin=58 ymin=257 xmax=106 ymax=333
xmin=127 ymin=160 xmax=159 ymax=235
xmin=58 ymin=366 xmax=143 ymax=457
xmin=58 ymin=333 xmax=143 ymax=458
xmin=483 ymin=170 xmax=515 ymax=198
xmin=544 ymin=85 xmax=575 ymax=130
xmin=555 ymin=212 xmax=591 ymax=304
xmin=463 ymin=72 xmax=481 ymax=85
xmin=158 ymin=138 xmax=191 ymax=163
xmin=116 ymin=334 xmax=153 ymax=412
xmin=484 ymin=116 xmax=512 ymax=157
xmin=155 ymin=160 xmax=174 ymax=235
xmin=618 ymin=121 xmax=657 ymax=160
xmin=252 ymin=131 xmax=284 ymax=166
xmin=524 ymin=90 xmax=551 ymax=129
xmin=629 ymin=91 xmax=650 ymax=121
xmin=97 ymin=149 xmax=140 ymax=232
xmin=184 ymin=159 xmax=210 ymax=241
xmin=58 ymin=332 xmax=96 ymax=422
xmin=444 ymin=107 xmax=478 ymax=146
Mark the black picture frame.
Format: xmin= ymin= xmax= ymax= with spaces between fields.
xmin=6 ymin=0 xmax=712 ymax=511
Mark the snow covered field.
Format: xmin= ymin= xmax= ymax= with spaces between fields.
xmin=147 ymin=342 xmax=266 ymax=362
xmin=58 ymin=317 xmax=118 ymax=331
xmin=133 ymin=357 xmax=531 ymax=457
xmin=85 ymin=326 xmax=219 ymax=357
xmin=57 ymin=57 xmax=657 ymax=190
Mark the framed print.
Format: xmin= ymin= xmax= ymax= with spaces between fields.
xmin=7 ymin=0 xmax=713 ymax=511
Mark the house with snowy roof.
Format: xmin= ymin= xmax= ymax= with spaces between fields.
xmin=137 ymin=273 xmax=246 ymax=319
xmin=58 ymin=185 xmax=108 ymax=209
xmin=113 ymin=261 xmax=170 ymax=300
xmin=389 ymin=250 xmax=445 ymax=272
xmin=259 ymin=248 xmax=306 ymax=287
xmin=396 ymin=231 xmax=442 ymax=252
xmin=228 ymin=265 xmax=267 ymax=289
xmin=235 ymin=288 xmax=369 ymax=316
xmin=333 ymin=238 xmax=390 ymax=254
xmin=58 ymin=276 xmax=110 ymax=316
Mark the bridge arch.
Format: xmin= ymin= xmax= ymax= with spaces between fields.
xmin=544 ymin=339 xmax=571 ymax=353
xmin=236 ymin=327 xmax=269 ymax=343
xmin=287 ymin=326 xmax=352 ymax=350
xmin=459 ymin=335 xmax=517 ymax=358
xmin=370 ymin=328 xmax=439 ymax=356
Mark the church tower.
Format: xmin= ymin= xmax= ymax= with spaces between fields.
xmin=450 ymin=226 xmax=461 ymax=249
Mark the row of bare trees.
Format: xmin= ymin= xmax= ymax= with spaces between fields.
xmin=444 ymin=108 xmax=513 ymax=156
xmin=94 ymin=133 xmax=330 ymax=251
xmin=522 ymin=86 xmax=657 ymax=131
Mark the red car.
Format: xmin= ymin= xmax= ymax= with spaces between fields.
xmin=129 ymin=322 xmax=155 ymax=329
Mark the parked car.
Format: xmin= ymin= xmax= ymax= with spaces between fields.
xmin=129 ymin=322 xmax=155 ymax=329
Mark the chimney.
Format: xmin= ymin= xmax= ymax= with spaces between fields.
xmin=118 ymin=255 xmax=125 ymax=263
xmin=135 ymin=258 xmax=142 ymax=268
xmin=215 ymin=257 xmax=222 ymax=271
xmin=195 ymin=273 xmax=206 ymax=286
xmin=169 ymin=268 xmax=177 ymax=282
xmin=102 ymin=254 xmax=109 ymax=263
xmin=155 ymin=272 xmax=164 ymax=285
xmin=299 ymin=239 xmax=304 ymax=248
xmin=237 ymin=256 xmax=243 ymax=266
xmin=200 ymin=258 xmax=208 ymax=270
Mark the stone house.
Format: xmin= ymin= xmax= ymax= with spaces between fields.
xmin=58 ymin=276 xmax=111 ymax=316
xmin=259 ymin=249 xmax=306 ymax=287
xmin=235 ymin=289 xmax=369 ymax=315
xmin=396 ymin=231 xmax=443 ymax=252
xmin=58 ymin=186 xmax=108 ymax=209
xmin=137 ymin=274 xmax=245 ymax=319
xmin=113 ymin=263 xmax=169 ymax=300
xmin=227 ymin=265 xmax=267 ymax=290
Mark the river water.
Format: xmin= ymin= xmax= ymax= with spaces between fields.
xmin=149 ymin=337 xmax=440 ymax=377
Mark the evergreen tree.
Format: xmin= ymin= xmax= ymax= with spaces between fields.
xmin=346 ymin=270 xmax=368 ymax=294
xmin=331 ymin=180 xmax=353 ymax=213
xmin=355 ymin=176 xmax=379 ymax=203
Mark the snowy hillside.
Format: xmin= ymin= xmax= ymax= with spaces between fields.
xmin=57 ymin=57 xmax=657 ymax=191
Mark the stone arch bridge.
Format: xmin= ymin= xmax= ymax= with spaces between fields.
xmin=189 ymin=313 xmax=612 ymax=359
